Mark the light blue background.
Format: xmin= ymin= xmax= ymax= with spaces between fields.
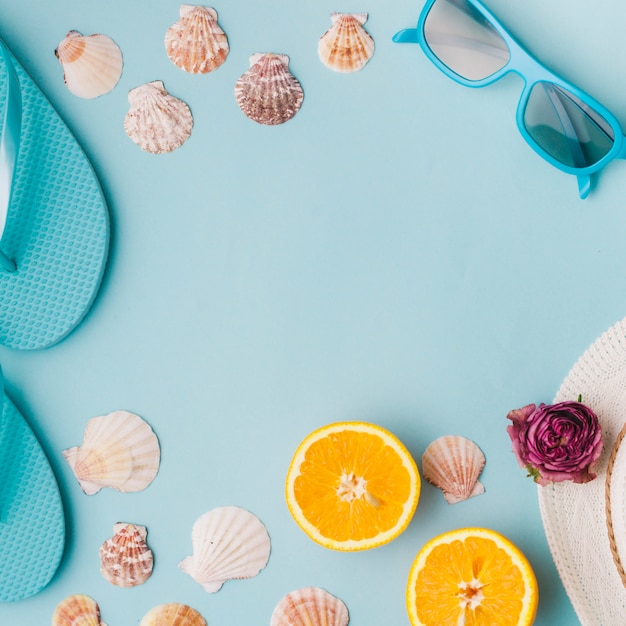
xmin=1 ymin=0 xmax=625 ymax=624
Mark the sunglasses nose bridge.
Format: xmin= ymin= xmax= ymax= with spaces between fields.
xmin=507 ymin=47 xmax=559 ymax=117
xmin=506 ymin=37 xmax=552 ymax=85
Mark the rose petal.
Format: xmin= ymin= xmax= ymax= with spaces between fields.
xmin=506 ymin=400 xmax=603 ymax=485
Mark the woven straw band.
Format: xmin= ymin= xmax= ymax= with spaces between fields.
xmin=605 ymin=420 xmax=626 ymax=588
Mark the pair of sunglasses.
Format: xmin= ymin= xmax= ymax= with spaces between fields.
xmin=393 ymin=0 xmax=626 ymax=199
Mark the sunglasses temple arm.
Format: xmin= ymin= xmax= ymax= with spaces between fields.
xmin=575 ymin=174 xmax=591 ymax=199
xmin=392 ymin=28 xmax=420 ymax=44
xmin=544 ymin=86 xmax=592 ymax=199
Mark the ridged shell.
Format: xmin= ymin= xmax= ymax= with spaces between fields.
xmin=52 ymin=594 xmax=106 ymax=626
xmin=318 ymin=13 xmax=374 ymax=73
xmin=140 ymin=603 xmax=206 ymax=626
xmin=124 ymin=81 xmax=193 ymax=154
xmin=234 ymin=53 xmax=303 ymax=125
xmin=421 ymin=435 xmax=485 ymax=504
xmin=99 ymin=523 xmax=154 ymax=587
xmin=179 ymin=505 xmax=271 ymax=592
xmin=165 ymin=4 xmax=229 ymax=73
xmin=270 ymin=587 xmax=350 ymax=626
xmin=55 ymin=31 xmax=123 ymax=99
xmin=62 ymin=410 xmax=160 ymax=495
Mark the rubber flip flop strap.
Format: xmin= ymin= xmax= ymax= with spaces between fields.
xmin=0 ymin=40 xmax=21 ymax=272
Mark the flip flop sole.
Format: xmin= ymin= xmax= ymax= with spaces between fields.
xmin=0 ymin=41 xmax=109 ymax=350
xmin=0 ymin=393 xmax=65 ymax=601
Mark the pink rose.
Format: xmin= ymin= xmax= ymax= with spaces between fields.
xmin=506 ymin=401 xmax=603 ymax=486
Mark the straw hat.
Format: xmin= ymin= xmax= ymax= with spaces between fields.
xmin=539 ymin=317 xmax=626 ymax=625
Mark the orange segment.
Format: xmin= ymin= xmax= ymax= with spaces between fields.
xmin=285 ymin=422 xmax=420 ymax=551
xmin=407 ymin=528 xmax=538 ymax=626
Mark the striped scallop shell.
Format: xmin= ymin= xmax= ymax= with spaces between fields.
xmin=52 ymin=594 xmax=106 ymax=626
xmin=271 ymin=587 xmax=350 ymax=626
xmin=165 ymin=4 xmax=229 ymax=73
xmin=62 ymin=410 xmax=160 ymax=495
xmin=99 ymin=523 xmax=154 ymax=587
xmin=234 ymin=53 xmax=303 ymax=125
xmin=140 ymin=603 xmax=206 ymax=626
xmin=421 ymin=435 xmax=485 ymax=504
xmin=179 ymin=505 xmax=271 ymax=592
xmin=318 ymin=13 xmax=374 ymax=73
xmin=124 ymin=81 xmax=193 ymax=154
xmin=55 ymin=30 xmax=123 ymax=98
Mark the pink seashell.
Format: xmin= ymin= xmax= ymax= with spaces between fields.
xmin=55 ymin=30 xmax=123 ymax=98
xmin=271 ymin=587 xmax=349 ymax=626
xmin=165 ymin=4 xmax=229 ymax=74
xmin=318 ymin=13 xmax=374 ymax=73
xmin=234 ymin=53 xmax=303 ymax=125
xmin=52 ymin=594 xmax=106 ymax=626
xmin=62 ymin=410 xmax=160 ymax=495
xmin=124 ymin=81 xmax=193 ymax=154
xmin=99 ymin=522 xmax=154 ymax=587
xmin=422 ymin=435 xmax=486 ymax=504
xmin=140 ymin=603 xmax=206 ymax=626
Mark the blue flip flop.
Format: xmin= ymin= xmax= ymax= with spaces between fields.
xmin=0 ymin=364 xmax=65 ymax=601
xmin=0 ymin=37 xmax=109 ymax=350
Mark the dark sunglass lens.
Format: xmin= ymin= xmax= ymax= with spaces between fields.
xmin=523 ymin=82 xmax=615 ymax=168
xmin=424 ymin=0 xmax=510 ymax=81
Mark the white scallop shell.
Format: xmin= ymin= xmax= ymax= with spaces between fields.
xmin=99 ymin=523 xmax=154 ymax=587
xmin=179 ymin=505 xmax=271 ymax=592
xmin=318 ymin=13 xmax=374 ymax=73
xmin=55 ymin=30 xmax=123 ymax=99
xmin=234 ymin=53 xmax=303 ymax=125
xmin=62 ymin=410 xmax=160 ymax=495
xmin=140 ymin=603 xmax=206 ymax=626
xmin=270 ymin=587 xmax=350 ymax=626
xmin=165 ymin=4 xmax=229 ymax=74
xmin=421 ymin=435 xmax=485 ymax=504
xmin=52 ymin=594 xmax=107 ymax=626
xmin=124 ymin=81 xmax=193 ymax=154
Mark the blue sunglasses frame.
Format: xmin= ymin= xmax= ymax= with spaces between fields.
xmin=393 ymin=0 xmax=626 ymax=199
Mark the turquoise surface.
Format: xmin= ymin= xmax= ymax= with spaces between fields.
xmin=1 ymin=0 xmax=624 ymax=623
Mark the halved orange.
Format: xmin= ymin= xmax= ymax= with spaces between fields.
xmin=285 ymin=421 xmax=420 ymax=551
xmin=406 ymin=527 xmax=538 ymax=626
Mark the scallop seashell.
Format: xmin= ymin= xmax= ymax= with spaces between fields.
xmin=99 ymin=522 xmax=154 ymax=587
xmin=179 ymin=505 xmax=271 ymax=592
xmin=270 ymin=587 xmax=350 ymax=626
xmin=234 ymin=53 xmax=303 ymax=125
xmin=55 ymin=30 xmax=123 ymax=99
xmin=52 ymin=594 xmax=106 ymax=626
xmin=318 ymin=13 xmax=374 ymax=73
xmin=124 ymin=81 xmax=193 ymax=154
xmin=421 ymin=435 xmax=486 ymax=504
xmin=140 ymin=603 xmax=206 ymax=626
xmin=165 ymin=4 xmax=229 ymax=74
xmin=62 ymin=410 xmax=160 ymax=495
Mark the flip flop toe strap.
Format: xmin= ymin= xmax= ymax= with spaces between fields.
xmin=0 ymin=40 xmax=21 ymax=273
